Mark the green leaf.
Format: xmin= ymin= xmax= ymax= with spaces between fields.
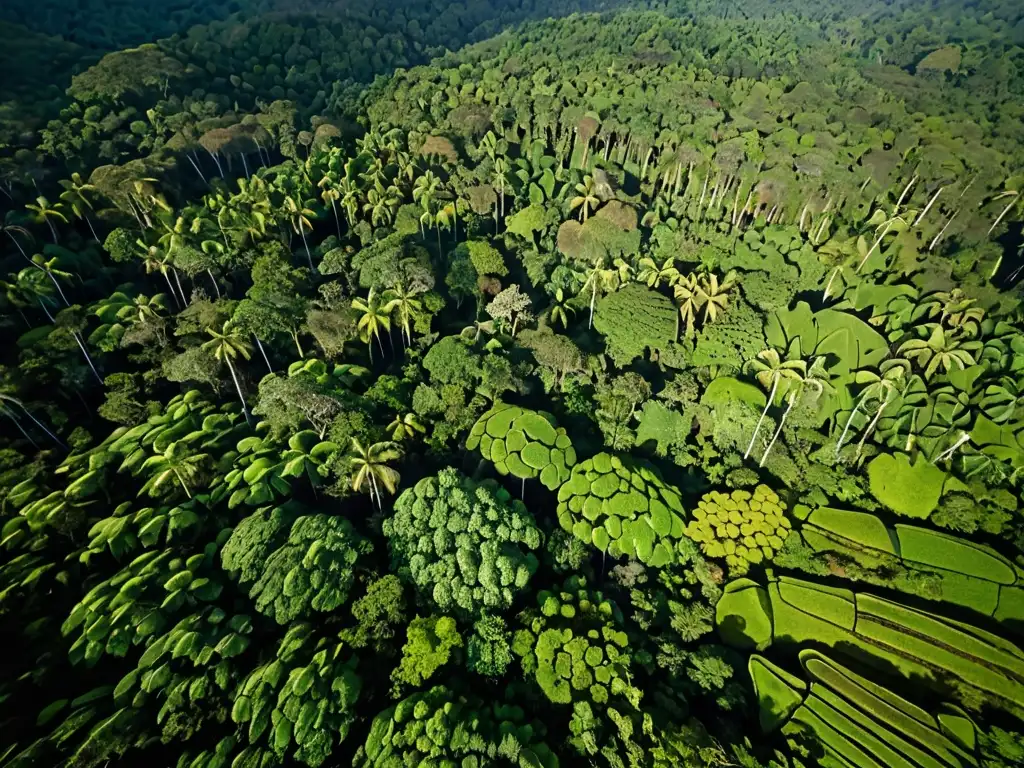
xmin=36 ymin=699 xmax=68 ymax=726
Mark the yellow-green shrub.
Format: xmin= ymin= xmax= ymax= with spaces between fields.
xmin=685 ymin=485 xmax=790 ymax=574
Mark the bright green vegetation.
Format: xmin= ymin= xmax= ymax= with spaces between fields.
xmin=467 ymin=403 xmax=576 ymax=490
xmin=383 ymin=467 xmax=542 ymax=618
xmin=685 ymin=485 xmax=791 ymax=574
xmin=786 ymin=506 xmax=1024 ymax=622
xmin=750 ymin=651 xmax=980 ymax=768
xmin=867 ymin=452 xmax=950 ymax=519
xmin=2 ymin=0 xmax=1024 ymax=766
xmin=353 ymin=684 xmax=560 ymax=768
xmin=717 ymin=575 xmax=1024 ymax=718
xmin=555 ymin=452 xmax=687 ymax=566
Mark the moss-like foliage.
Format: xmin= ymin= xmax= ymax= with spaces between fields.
xmin=222 ymin=509 xmax=372 ymax=625
xmin=685 ymin=485 xmax=791 ymax=575
xmin=513 ymin=576 xmax=640 ymax=711
xmin=384 ymin=468 xmax=542 ymax=618
xmin=354 ymin=685 xmax=559 ymax=768
xmin=594 ymin=283 xmax=678 ymax=366
xmin=556 ymin=452 xmax=687 ymax=567
xmin=867 ymin=452 xmax=948 ymax=519
xmin=466 ymin=403 xmax=576 ymax=489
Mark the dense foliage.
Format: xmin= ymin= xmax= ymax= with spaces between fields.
xmin=1 ymin=0 xmax=1024 ymax=766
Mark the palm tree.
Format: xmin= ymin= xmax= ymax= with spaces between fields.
xmin=460 ymin=318 xmax=497 ymax=343
xmin=636 ymin=256 xmax=680 ymax=289
xmin=673 ymin=274 xmax=701 ymax=340
xmin=835 ymin=359 xmax=909 ymax=459
xmin=137 ymin=243 xmax=183 ymax=308
xmin=352 ymin=288 xmax=391 ymax=363
xmin=413 ymin=171 xmax=441 ymax=213
xmin=120 ymin=293 xmax=170 ymax=327
xmin=744 ymin=348 xmax=808 ymax=460
xmin=546 ymin=288 xmax=575 ymax=330
xmin=58 ymin=173 xmax=101 ymax=241
xmin=1 ymin=267 xmax=54 ymax=324
xmin=0 ymin=392 xmax=65 ymax=449
xmin=318 ymin=173 xmax=343 ymax=239
xmin=914 ymin=289 xmax=985 ymax=336
xmin=31 ymin=254 xmax=73 ymax=306
xmin=759 ymin=357 xmax=830 ymax=467
xmin=858 ymin=207 xmax=914 ymax=273
xmin=25 ymin=196 xmax=67 ymax=244
xmin=348 ymin=438 xmax=402 ymax=509
xmin=898 ymin=325 xmax=980 ymax=380
xmin=569 ymin=175 xmax=600 ymax=222
xmin=492 ymin=156 xmax=511 ymax=222
xmin=364 ymin=186 xmax=399 ymax=229
xmin=436 ymin=201 xmax=458 ymax=245
xmin=388 ymin=413 xmax=426 ymax=441
xmin=1 ymin=214 xmax=33 ymax=259
xmin=339 ymin=178 xmax=360 ymax=228
xmin=202 ymin=322 xmax=254 ymax=425
xmin=696 ymin=270 xmax=737 ymax=324
xmin=140 ymin=441 xmax=208 ymax=499
xmin=581 ymin=256 xmax=622 ymax=329
xmin=383 ymin=283 xmax=423 ymax=347
xmin=283 ymin=195 xmax=316 ymax=271
xmin=986 ymin=187 xmax=1022 ymax=237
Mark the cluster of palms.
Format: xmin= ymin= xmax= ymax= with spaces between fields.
xmin=350 ymin=283 xmax=425 ymax=362
xmin=557 ymin=251 xmax=738 ymax=340
xmin=742 ymin=286 xmax=1024 ymax=475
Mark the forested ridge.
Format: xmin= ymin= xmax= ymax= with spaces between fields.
xmin=1 ymin=0 xmax=1024 ymax=767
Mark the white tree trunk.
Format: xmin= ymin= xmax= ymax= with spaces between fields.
xmin=745 ymin=375 xmax=779 ymax=460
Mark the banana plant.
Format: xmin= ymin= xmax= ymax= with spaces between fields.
xmin=62 ymin=544 xmax=224 ymax=667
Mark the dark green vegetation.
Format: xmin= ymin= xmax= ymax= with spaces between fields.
xmin=1 ymin=0 xmax=1024 ymax=766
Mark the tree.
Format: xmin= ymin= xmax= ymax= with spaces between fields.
xmin=387 ymin=412 xmax=426 ymax=441
xmin=384 ymin=468 xmax=542 ymax=618
xmin=58 ymin=173 xmax=101 ymax=241
xmin=898 ymin=325 xmax=980 ymax=380
xmin=284 ymin=195 xmax=316 ymax=270
xmin=25 ymin=196 xmax=67 ymax=244
xmin=139 ymin=441 xmax=208 ymax=498
xmin=546 ymin=288 xmax=575 ymax=330
xmin=202 ymin=321 xmax=254 ymax=425
xmin=347 ymin=437 xmax=402 ymax=508
xmin=390 ymin=616 xmax=463 ymax=696
xmin=637 ymin=256 xmax=680 ymax=289
xmin=383 ymin=282 xmax=423 ymax=347
xmin=836 ymin=359 xmax=909 ymax=458
xmin=570 ymin=175 xmax=600 ymax=222
xmin=0 ymin=392 xmax=65 ymax=449
xmin=1 ymin=214 xmax=33 ymax=259
xmin=223 ymin=509 xmax=372 ymax=624
xmin=485 ymin=284 xmax=532 ymax=336
xmin=673 ymin=274 xmax=701 ymax=340
xmin=695 ymin=270 xmax=737 ymax=324
xmin=519 ymin=328 xmax=585 ymax=387
xmin=467 ymin=615 xmax=513 ymax=677
xmin=30 ymin=254 xmax=73 ymax=306
xmin=581 ymin=256 xmax=622 ymax=329
xmin=342 ymin=575 xmax=407 ymax=653
xmin=352 ymin=288 xmax=391 ymax=362
xmin=744 ymin=347 xmax=807 ymax=460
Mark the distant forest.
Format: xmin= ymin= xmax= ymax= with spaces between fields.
xmin=1 ymin=1 xmax=1023 ymax=767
